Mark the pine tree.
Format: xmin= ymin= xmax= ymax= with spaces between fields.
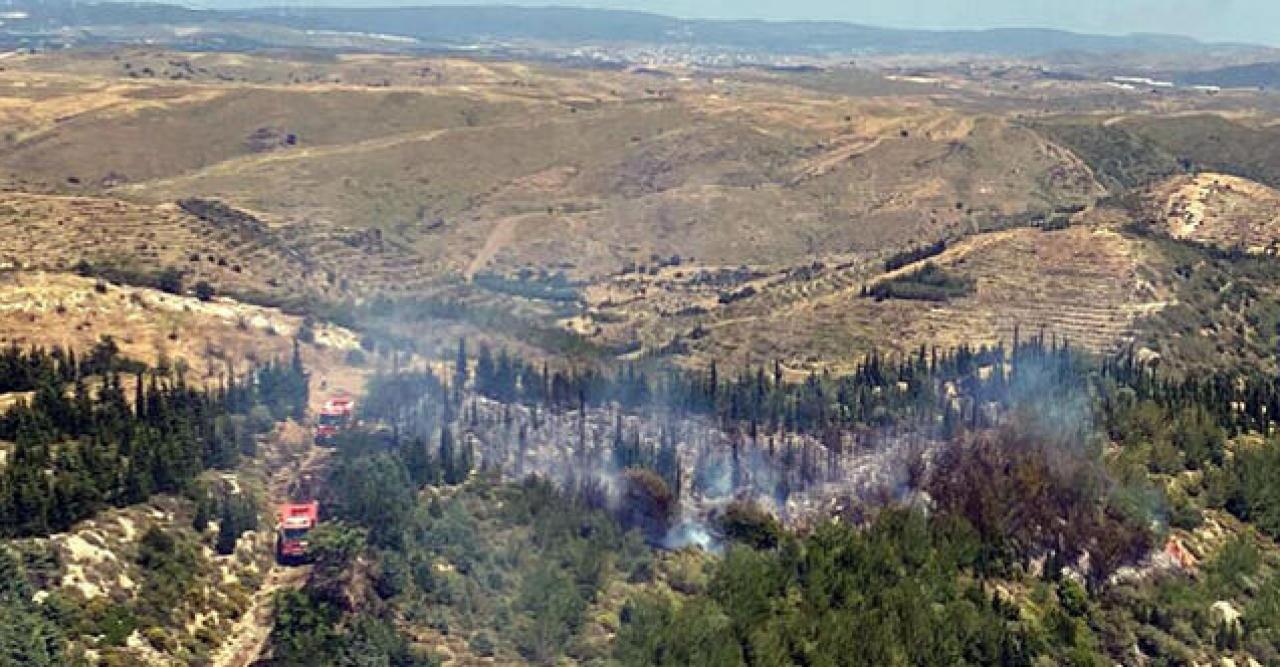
xmin=454 ymin=338 xmax=468 ymax=404
xmin=216 ymin=499 xmax=241 ymax=555
xmin=440 ymin=425 xmax=459 ymax=485
xmin=193 ymin=494 xmax=212 ymax=533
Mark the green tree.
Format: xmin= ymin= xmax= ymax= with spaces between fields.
xmin=194 ymin=280 xmax=216 ymax=302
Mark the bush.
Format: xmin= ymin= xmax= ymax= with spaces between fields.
xmin=866 ymin=262 xmax=976 ymax=302
xmin=192 ymin=495 xmax=213 ymax=533
xmin=617 ymin=469 xmax=676 ymax=543
xmin=296 ymin=317 xmax=317 ymax=345
xmin=194 ymin=280 xmax=216 ymax=301
xmin=884 ymin=239 xmax=947 ymax=272
xmin=717 ymin=501 xmax=782 ymax=550
xmin=468 ymin=631 xmax=496 ymax=657
xmin=91 ymin=603 xmax=139 ymax=647
xmin=156 ymin=267 xmax=185 ymax=295
xmin=216 ymin=495 xmax=260 ymax=556
xmin=717 ymin=285 xmax=757 ymax=305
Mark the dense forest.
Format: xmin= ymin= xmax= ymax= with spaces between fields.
xmin=7 ymin=329 xmax=1280 ymax=664
xmin=0 ymin=338 xmax=309 ymax=664
xmin=259 ymin=330 xmax=1280 ymax=665
xmin=0 ymin=338 xmax=308 ymax=538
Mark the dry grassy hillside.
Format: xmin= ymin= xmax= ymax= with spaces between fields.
xmin=0 ymin=50 xmax=1105 ymax=285
xmin=119 ymin=89 xmax=1100 ymax=280
xmin=0 ymin=271 xmax=359 ymax=382
xmin=0 ymin=193 xmax=316 ymax=294
xmin=5 ymin=48 xmax=1280 ymax=377
xmin=1142 ymin=173 xmax=1280 ymax=254
xmin=0 ymin=191 xmax=454 ymax=303
xmin=575 ymin=216 xmax=1171 ymax=373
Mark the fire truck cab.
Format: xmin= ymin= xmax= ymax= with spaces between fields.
xmin=315 ymin=395 xmax=355 ymax=445
xmin=275 ymin=501 xmax=319 ymax=565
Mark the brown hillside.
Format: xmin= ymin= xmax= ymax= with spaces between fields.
xmin=0 ymin=192 xmax=447 ymax=301
xmin=576 ymin=220 xmax=1170 ymax=373
xmin=0 ymin=50 xmax=1105 ymax=284
xmin=12 ymin=48 xmax=1280 ymax=374
xmin=0 ymin=271 xmax=359 ymax=382
xmin=115 ymin=92 xmax=1100 ymax=281
xmin=1142 ymin=173 xmax=1280 ymax=254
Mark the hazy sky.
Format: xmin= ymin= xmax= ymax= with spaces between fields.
xmin=198 ymin=0 xmax=1280 ymax=46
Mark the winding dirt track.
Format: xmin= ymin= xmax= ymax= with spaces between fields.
xmin=209 ymin=445 xmax=331 ymax=667
xmin=211 ymin=564 xmax=311 ymax=667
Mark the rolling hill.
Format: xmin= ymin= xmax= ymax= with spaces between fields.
xmin=1 ymin=1 xmax=1274 ymax=60
xmin=7 ymin=31 xmax=1280 ymax=667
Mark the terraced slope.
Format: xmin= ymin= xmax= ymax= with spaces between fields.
xmin=0 ymin=193 xmax=325 ymax=297
xmin=0 ymin=193 xmax=446 ymax=302
xmin=584 ymin=222 xmax=1170 ymax=373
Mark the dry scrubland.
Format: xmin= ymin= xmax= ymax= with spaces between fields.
xmin=0 ymin=271 xmax=359 ymax=382
xmin=2 ymin=49 xmax=1101 ymax=282
xmin=6 ymin=44 xmax=1280 ymax=667
xmin=1 ymin=48 xmax=1280 ymax=373
xmin=575 ymin=217 xmax=1169 ymax=373
xmin=1143 ymin=173 xmax=1280 ymax=254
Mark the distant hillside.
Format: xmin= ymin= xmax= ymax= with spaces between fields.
xmin=0 ymin=0 xmax=1263 ymax=57
xmin=1176 ymin=61 xmax=1280 ymax=88
xmin=237 ymin=7 xmax=1218 ymax=56
xmin=1036 ymin=114 xmax=1280 ymax=193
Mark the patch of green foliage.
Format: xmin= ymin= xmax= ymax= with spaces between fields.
xmin=884 ymin=238 xmax=948 ymax=272
xmin=0 ymin=547 xmax=80 ymax=666
xmin=1133 ymin=229 xmax=1280 ymax=375
xmin=1032 ymin=119 xmax=1185 ymax=191
xmin=617 ymin=510 xmax=1077 ymax=666
xmin=472 ymin=270 xmax=581 ymax=303
xmin=134 ymin=527 xmax=201 ymax=621
xmin=1127 ymin=114 xmax=1280 ymax=190
xmin=866 ymin=262 xmax=976 ymax=302
xmin=273 ymin=422 xmax=653 ymax=665
xmin=398 ymin=477 xmax=653 ymax=663
xmin=0 ymin=343 xmax=307 ymax=538
xmin=268 ymin=520 xmax=436 ymax=667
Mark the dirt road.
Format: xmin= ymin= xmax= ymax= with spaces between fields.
xmin=210 ymin=563 xmax=311 ymax=667
xmin=209 ymin=442 xmax=332 ymax=667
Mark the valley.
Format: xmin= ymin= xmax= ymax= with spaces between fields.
xmin=4 ymin=3 xmax=1280 ymax=666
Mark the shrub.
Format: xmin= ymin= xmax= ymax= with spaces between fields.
xmin=215 ymin=495 xmax=260 ymax=556
xmin=717 ymin=501 xmax=782 ymax=550
xmin=867 ymin=262 xmax=976 ymax=302
xmin=155 ymin=267 xmax=185 ymax=295
xmin=194 ymin=280 xmax=216 ymax=302
xmin=468 ymin=631 xmax=496 ymax=657
xmin=617 ymin=469 xmax=676 ymax=543
xmin=884 ymin=239 xmax=947 ymax=272
xmin=296 ymin=317 xmax=317 ymax=345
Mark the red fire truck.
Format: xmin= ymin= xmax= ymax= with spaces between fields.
xmin=275 ymin=501 xmax=319 ymax=565
xmin=315 ymin=394 xmax=355 ymax=445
